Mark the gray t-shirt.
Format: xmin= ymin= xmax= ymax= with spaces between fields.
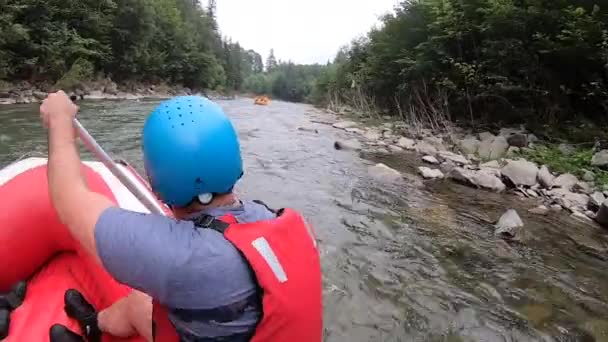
xmin=94 ymin=200 xmax=276 ymax=340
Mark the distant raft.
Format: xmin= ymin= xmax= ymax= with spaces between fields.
xmin=254 ymin=96 xmax=271 ymax=105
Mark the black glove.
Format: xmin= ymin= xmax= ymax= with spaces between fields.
xmin=0 ymin=281 xmax=27 ymax=340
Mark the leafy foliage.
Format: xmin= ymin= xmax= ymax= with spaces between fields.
xmin=313 ymin=0 xmax=608 ymax=126
xmin=243 ymin=62 xmax=325 ymax=102
xmin=0 ymin=0 xmax=264 ymax=90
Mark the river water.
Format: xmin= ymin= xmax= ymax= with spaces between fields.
xmin=1 ymin=98 xmax=608 ymax=341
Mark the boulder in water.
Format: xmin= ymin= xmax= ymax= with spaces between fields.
xmin=495 ymin=209 xmax=526 ymax=241
xmin=548 ymin=188 xmax=589 ymax=212
xmin=501 ymin=159 xmax=539 ymax=187
xmin=448 ymin=167 xmax=506 ymax=192
xmin=418 ymin=167 xmax=444 ymax=180
xmin=528 ymin=205 xmax=549 ymax=215
xmin=438 ymin=151 xmax=470 ymax=166
xmin=422 ymin=155 xmax=439 ymax=165
xmin=368 ymin=163 xmax=402 ymax=183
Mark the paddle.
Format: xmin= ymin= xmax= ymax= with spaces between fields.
xmin=69 ymin=95 xmax=167 ymax=215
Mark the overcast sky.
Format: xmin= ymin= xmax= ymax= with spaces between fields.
xmin=209 ymin=0 xmax=400 ymax=65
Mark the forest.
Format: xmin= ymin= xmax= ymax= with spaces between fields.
xmin=0 ymin=0 xmax=263 ymax=91
xmin=2 ymin=0 xmax=608 ymax=129
xmin=313 ymin=0 xmax=608 ymax=128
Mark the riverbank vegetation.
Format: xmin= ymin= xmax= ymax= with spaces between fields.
xmin=0 ymin=0 xmax=263 ymax=92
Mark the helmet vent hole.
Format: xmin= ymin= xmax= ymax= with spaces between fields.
xmin=181 ymin=123 xmax=184 ymax=126
xmin=179 ymin=114 xmax=182 ymax=117
xmin=177 ymin=107 xmax=181 ymax=110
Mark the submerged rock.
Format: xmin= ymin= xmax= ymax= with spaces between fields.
xmin=334 ymin=139 xmax=362 ymax=151
xmin=537 ymin=165 xmax=555 ymax=189
xmin=528 ymin=205 xmax=549 ymax=215
xmin=368 ymin=163 xmax=402 ymax=183
xmin=501 ymin=159 xmax=539 ymax=187
xmin=495 ymin=209 xmax=525 ymax=241
xmin=418 ymin=167 xmax=444 ymax=179
xmin=422 ymin=155 xmax=439 ymax=164
xmin=591 ymin=150 xmax=608 ymax=168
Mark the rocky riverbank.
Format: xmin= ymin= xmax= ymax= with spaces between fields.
xmin=0 ymin=80 xmax=235 ymax=105
xmin=325 ymin=113 xmax=608 ymax=232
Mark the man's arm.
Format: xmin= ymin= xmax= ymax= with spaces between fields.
xmin=42 ymin=91 xmax=114 ymax=260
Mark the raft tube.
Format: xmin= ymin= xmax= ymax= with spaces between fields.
xmin=0 ymin=157 xmax=168 ymax=341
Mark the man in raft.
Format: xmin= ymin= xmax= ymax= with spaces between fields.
xmin=39 ymin=91 xmax=322 ymax=342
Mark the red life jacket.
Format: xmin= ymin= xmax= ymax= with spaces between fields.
xmin=152 ymin=208 xmax=323 ymax=342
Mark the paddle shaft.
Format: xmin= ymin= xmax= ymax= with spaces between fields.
xmin=72 ymin=118 xmax=168 ymax=216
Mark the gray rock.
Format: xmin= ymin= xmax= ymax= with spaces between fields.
xmin=468 ymin=154 xmax=480 ymax=162
xmin=501 ymin=159 xmax=539 ymax=187
xmin=368 ymin=163 xmax=402 ymax=183
xmin=423 ymin=136 xmax=446 ymax=151
xmin=507 ymin=134 xmax=528 ymax=147
xmin=548 ymin=188 xmax=589 ymax=212
xmin=438 ymin=151 xmax=470 ymax=165
xmin=388 ymin=145 xmax=404 ymax=153
xmin=551 ymin=204 xmax=563 ymax=211
xmin=0 ymin=91 xmax=10 ymax=98
xmin=595 ymin=200 xmax=608 ymax=227
xmin=332 ymin=121 xmax=358 ymax=129
xmin=573 ymin=181 xmax=592 ymax=194
xmin=345 ymin=127 xmax=365 ymax=135
xmin=363 ymin=130 xmax=382 ymax=141
xmin=554 ymin=173 xmax=578 ymax=191
xmin=479 ymin=166 xmax=501 ymax=178
xmin=591 ymin=150 xmax=608 ymax=168
xmin=458 ymin=137 xmax=481 ymax=155
xmin=585 ymin=210 xmax=596 ymax=219
xmin=479 ymin=132 xmax=495 ymax=141
xmin=528 ymin=134 xmax=539 ymax=144
xmin=480 ymin=160 xmax=501 ymax=169
xmin=334 ymin=140 xmax=362 ymax=151
xmin=478 ymin=136 xmax=509 ymax=160
xmin=537 ymin=165 xmax=555 ymax=189
xmin=495 ymin=209 xmax=525 ymax=241
xmin=499 ymin=127 xmax=523 ymax=137
xmin=582 ymin=169 xmax=595 ymax=182
xmin=448 ymin=168 xmax=506 ymax=192
xmin=396 ymin=137 xmax=416 ymax=150
xmin=415 ymin=141 xmax=438 ymax=156
xmin=32 ymin=91 xmax=47 ymax=100
xmin=88 ymin=90 xmax=104 ymax=99
xmin=526 ymin=189 xmax=539 ymax=198
xmin=558 ymin=143 xmax=575 ymax=156
xmin=528 ymin=205 xmax=549 ymax=215
xmin=422 ymin=155 xmax=439 ymax=164
xmin=439 ymin=161 xmax=456 ymax=174
xmin=418 ymin=167 xmax=444 ymax=179
xmin=589 ymin=192 xmax=606 ymax=211
xmin=571 ymin=211 xmax=594 ymax=223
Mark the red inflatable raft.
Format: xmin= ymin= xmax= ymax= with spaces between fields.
xmin=0 ymin=157 xmax=168 ymax=341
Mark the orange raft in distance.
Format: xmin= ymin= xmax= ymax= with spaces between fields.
xmin=254 ymin=95 xmax=271 ymax=105
xmin=0 ymin=157 xmax=170 ymax=342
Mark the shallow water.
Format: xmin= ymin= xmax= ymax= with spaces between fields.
xmin=1 ymin=98 xmax=608 ymax=341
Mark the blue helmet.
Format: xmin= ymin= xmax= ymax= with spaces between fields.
xmin=142 ymin=96 xmax=243 ymax=207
